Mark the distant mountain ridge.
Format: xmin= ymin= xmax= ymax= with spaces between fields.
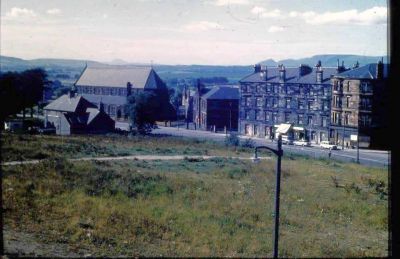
xmin=259 ymin=54 xmax=388 ymax=67
xmin=0 ymin=54 xmax=389 ymax=83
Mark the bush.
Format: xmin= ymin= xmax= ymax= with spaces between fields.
xmin=224 ymin=133 xmax=240 ymax=147
xmin=240 ymin=138 xmax=255 ymax=148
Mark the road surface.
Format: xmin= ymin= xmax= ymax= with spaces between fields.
xmin=149 ymin=126 xmax=390 ymax=168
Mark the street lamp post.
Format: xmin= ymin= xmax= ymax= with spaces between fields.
xmin=252 ymin=135 xmax=283 ymax=258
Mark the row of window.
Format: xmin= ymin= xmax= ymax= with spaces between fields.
xmin=331 ymin=112 xmax=371 ymax=126
xmin=333 ymin=80 xmax=372 ymax=93
xmin=241 ymin=83 xmax=330 ymax=96
xmin=77 ymin=86 xmax=128 ymax=96
xmin=244 ymin=110 xmax=328 ymax=126
xmin=242 ymin=97 xmax=330 ymax=110
xmin=333 ymin=95 xmax=372 ymax=109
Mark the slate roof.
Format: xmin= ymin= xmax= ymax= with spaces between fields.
xmin=240 ymin=67 xmax=338 ymax=84
xmin=75 ymin=66 xmax=164 ymax=89
xmin=201 ymin=86 xmax=239 ymax=100
xmin=334 ymin=63 xmax=389 ymax=79
xmin=81 ymin=94 xmax=127 ymax=106
xmin=44 ymin=94 xmax=97 ymax=112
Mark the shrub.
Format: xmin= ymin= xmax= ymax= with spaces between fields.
xmin=224 ymin=133 xmax=240 ymax=147
xmin=240 ymin=138 xmax=255 ymax=148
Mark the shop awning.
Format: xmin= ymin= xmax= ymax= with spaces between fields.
xmin=293 ymin=126 xmax=304 ymax=131
xmin=276 ymin=123 xmax=292 ymax=134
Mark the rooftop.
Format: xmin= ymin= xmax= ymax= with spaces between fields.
xmin=201 ymin=86 xmax=239 ymax=100
xmin=75 ymin=66 xmax=165 ymax=89
xmin=334 ymin=63 xmax=389 ymax=79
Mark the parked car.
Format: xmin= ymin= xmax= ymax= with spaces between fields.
xmin=320 ymin=140 xmax=337 ymax=150
xmin=293 ymin=139 xmax=311 ymax=147
xmin=281 ymin=135 xmax=294 ymax=145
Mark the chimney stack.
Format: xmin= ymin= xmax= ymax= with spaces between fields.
xmin=127 ymin=82 xmax=132 ymax=96
xmin=316 ymin=61 xmax=323 ymax=83
xmin=353 ymin=61 xmax=359 ymax=69
xmin=299 ymin=64 xmax=312 ymax=77
xmin=254 ymin=64 xmax=261 ymax=73
xmin=260 ymin=65 xmax=268 ymax=80
xmin=376 ymin=59 xmax=384 ymax=79
xmin=69 ymin=85 xmax=76 ymax=98
xmin=279 ymin=64 xmax=286 ymax=82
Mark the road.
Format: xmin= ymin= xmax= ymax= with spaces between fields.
xmin=149 ymin=126 xmax=390 ymax=168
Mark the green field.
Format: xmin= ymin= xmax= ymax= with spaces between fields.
xmin=1 ymin=133 xmax=388 ymax=257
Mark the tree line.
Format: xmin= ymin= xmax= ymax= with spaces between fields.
xmin=0 ymin=68 xmax=48 ymax=123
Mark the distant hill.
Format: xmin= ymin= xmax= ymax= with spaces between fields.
xmin=0 ymin=56 xmax=103 ymax=72
xmin=0 ymin=54 xmax=389 ymax=84
xmin=259 ymin=54 xmax=388 ymax=67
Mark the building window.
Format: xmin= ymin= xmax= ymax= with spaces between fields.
xmin=361 ymin=82 xmax=372 ymax=93
xmin=298 ymin=114 xmax=304 ymax=125
xmin=323 ymin=100 xmax=329 ymax=111
xmin=272 ymin=113 xmax=277 ymax=123
xmin=265 ymin=112 xmax=270 ymax=121
xmin=273 ymin=85 xmax=278 ymax=94
xmin=346 ymin=81 xmax=350 ymax=92
xmin=256 ymin=85 xmax=263 ymax=93
xmin=346 ymin=96 xmax=351 ymax=108
xmin=344 ymin=112 xmax=350 ymax=125
xmin=284 ymin=112 xmax=290 ymax=123
xmin=333 ymin=95 xmax=341 ymax=108
xmin=308 ymin=101 xmax=313 ymax=110
xmin=256 ymin=110 xmax=263 ymax=121
xmin=307 ymin=115 xmax=313 ymax=125
xmin=245 ymin=110 xmax=251 ymax=120
xmin=246 ymin=97 xmax=252 ymax=107
xmin=360 ymin=97 xmax=372 ymax=110
xmin=273 ymin=98 xmax=278 ymax=108
xmin=256 ymin=97 xmax=263 ymax=107
xmin=360 ymin=114 xmax=371 ymax=127
xmin=332 ymin=112 xmax=341 ymax=125
xmin=321 ymin=116 xmax=327 ymax=127
xmin=285 ymin=98 xmax=291 ymax=108
xmin=254 ymin=125 xmax=259 ymax=136
xmin=245 ymin=124 xmax=252 ymax=135
xmin=298 ymin=100 xmax=304 ymax=109
xmin=265 ymin=98 xmax=270 ymax=107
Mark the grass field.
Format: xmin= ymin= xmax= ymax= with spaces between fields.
xmin=1 ymin=133 xmax=389 ymax=257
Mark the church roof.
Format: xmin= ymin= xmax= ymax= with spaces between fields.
xmin=75 ymin=66 xmax=164 ymax=89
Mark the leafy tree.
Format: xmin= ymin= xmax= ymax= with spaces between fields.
xmin=0 ymin=68 xmax=48 ymax=124
xmin=125 ymin=92 xmax=160 ymax=134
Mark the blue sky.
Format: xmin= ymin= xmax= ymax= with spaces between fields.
xmin=0 ymin=0 xmax=388 ymax=65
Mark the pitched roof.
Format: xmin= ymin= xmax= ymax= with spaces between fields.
xmin=75 ymin=66 xmax=164 ymax=89
xmin=240 ymin=66 xmax=338 ymax=84
xmin=81 ymin=94 xmax=127 ymax=106
xmin=334 ymin=63 xmax=389 ymax=79
xmin=201 ymin=86 xmax=239 ymax=100
xmin=44 ymin=94 xmax=96 ymax=112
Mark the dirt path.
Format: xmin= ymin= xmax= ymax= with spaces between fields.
xmin=2 ymin=155 xmax=270 ymax=166
xmin=3 ymin=227 xmax=92 ymax=257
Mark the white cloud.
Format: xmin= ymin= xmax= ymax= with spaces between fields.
xmin=213 ymin=0 xmax=249 ymax=6
xmin=261 ymin=9 xmax=282 ymax=18
xmin=5 ymin=7 xmax=37 ymax=19
xmin=268 ymin=25 xmax=284 ymax=33
xmin=251 ymin=7 xmax=282 ymax=19
xmin=251 ymin=6 xmax=265 ymax=15
xmin=102 ymin=14 xmax=108 ymax=19
xmin=46 ymin=8 xmax=61 ymax=15
xmin=183 ymin=21 xmax=224 ymax=32
xmin=299 ymin=6 xmax=386 ymax=25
